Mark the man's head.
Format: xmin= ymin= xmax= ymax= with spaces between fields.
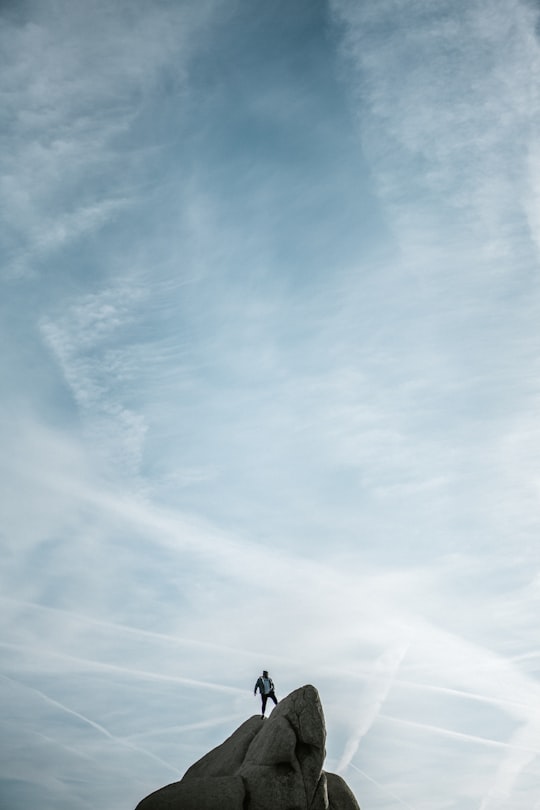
xmin=263 ymin=670 xmax=268 ymax=677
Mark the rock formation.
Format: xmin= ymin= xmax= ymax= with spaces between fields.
xmin=135 ymin=684 xmax=360 ymax=810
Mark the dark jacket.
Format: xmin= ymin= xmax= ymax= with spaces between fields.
xmin=254 ymin=676 xmax=275 ymax=695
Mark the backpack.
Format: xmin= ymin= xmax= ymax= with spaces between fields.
xmin=259 ymin=676 xmax=273 ymax=694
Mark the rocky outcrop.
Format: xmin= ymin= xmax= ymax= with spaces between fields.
xmin=135 ymin=684 xmax=360 ymax=810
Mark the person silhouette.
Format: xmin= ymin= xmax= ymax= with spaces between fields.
xmin=254 ymin=670 xmax=278 ymax=717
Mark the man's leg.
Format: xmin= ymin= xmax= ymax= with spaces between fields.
xmin=269 ymin=690 xmax=278 ymax=706
xmin=261 ymin=694 xmax=268 ymax=716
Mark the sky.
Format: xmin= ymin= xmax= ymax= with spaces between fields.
xmin=1 ymin=0 xmax=540 ymax=808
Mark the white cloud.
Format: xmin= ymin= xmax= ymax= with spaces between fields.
xmin=479 ymin=717 xmax=540 ymax=810
xmin=336 ymin=642 xmax=410 ymax=773
xmin=0 ymin=0 xmax=219 ymax=276
xmin=2 ymin=1 xmax=540 ymax=809
xmin=331 ymin=0 xmax=540 ymax=264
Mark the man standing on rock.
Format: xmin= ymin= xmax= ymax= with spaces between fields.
xmin=254 ymin=670 xmax=278 ymax=717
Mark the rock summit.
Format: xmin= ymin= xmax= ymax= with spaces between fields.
xmin=135 ymin=684 xmax=360 ymax=810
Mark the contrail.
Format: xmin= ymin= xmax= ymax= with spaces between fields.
xmin=0 ymin=595 xmax=266 ymax=660
xmin=29 ymin=729 xmax=94 ymax=762
xmin=0 ymin=674 xmax=182 ymax=776
xmin=0 ymin=673 xmax=116 ymax=739
xmin=479 ymin=718 xmax=540 ymax=810
xmin=378 ymin=713 xmax=540 ymax=755
xmin=0 ymin=641 xmax=246 ymax=695
xmin=123 ymin=713 xmax=243 ymax=742
xmin=336 ymin=642 xmax=409 ymax=773
xmin=349 ymin=763 xmax=418 ymax=810
xmin=392 ymin=677 xmax=538 ymax=714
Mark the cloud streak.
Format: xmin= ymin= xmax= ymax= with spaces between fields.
xmin=2 ymin=1 xmax=540 ymax=809
xmin=336 ymin=643 xmax=409 ymax=773
xmin=0 ymin=0 xmax=218 ymax=277
xmin=1 ymin=673 xmax=182 ymax=777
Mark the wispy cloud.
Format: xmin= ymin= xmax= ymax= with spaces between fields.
xmin=378 ymin=713 xmax=540 ymax=755
xmin=331 ymin=0 xmax=540 ymax=264
xmin=0 ymin=0 xmax=218 ymax=277
xmin=2 ymin=1 xmax=540 ymax=809
xmin=1 ymin=673 xmax=183 ymax=779
xmin=336 ymin=643 xmax=409 ymax=773
xmin=350 ymin=764 xmax=418 ymax=810
xmin=479 ymin=718 xmax=540 ymax=810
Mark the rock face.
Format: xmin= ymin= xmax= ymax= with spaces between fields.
xmin=135 ymin=684 xmax=360 ymax=810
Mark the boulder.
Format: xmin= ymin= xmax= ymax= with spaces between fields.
xmin=327 ymin=772 xmax=362 ymax=810
xmin=135 ymin=685 xmax=360 ymax=810
xmin=135 ymin=776 xmax=245 ymax=810
xmin=183 ymin=716 xmax=263 ymax=779
xmin=238 ymin=685 xmax=327 ymax=810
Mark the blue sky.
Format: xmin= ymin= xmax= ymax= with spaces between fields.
xmin=1 ymin=1 xmax=540 ymax=808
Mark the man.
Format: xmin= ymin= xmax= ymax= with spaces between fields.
xmin=254 ymin=670 xmax=278 ymax=717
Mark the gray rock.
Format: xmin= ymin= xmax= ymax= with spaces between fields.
xmin=135 ymin=685 xmax=360 ymax=810
xmin=183 ymin=716 xmax=263 ymax=779
xmin=238 ymin=684 xmax=327 ymax=810
xmin=327 ymin=772 xmax=361 ymax=810
xmin=135 ymin=775 xmax=245 ymax=810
